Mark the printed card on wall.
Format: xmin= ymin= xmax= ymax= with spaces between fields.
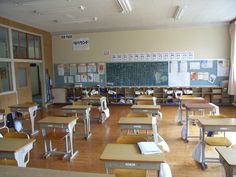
xmin=64 ymin=76 xmax=68 ymax=83
xmin=68 ymin=76 xmax=74 ymax=83
xmin=87 ymin=73 xmax=94 ymax=82
xmin=73 ymin=38 xmax=89 ymax=51
xmin=93 ymin=74 xmax=100 ymax=82
xmin=112 ymin=54 xmax=118 ymax=62
xmin=200 ymin=61 xmax=213 ymax=68
xmin=87 ymin=63 xmax=96 ymax=72
xmin=217 ymin=60 xmax=229 ymax=76
xmin=190 ymin=62 xmax=200 ymax=70
xmin=98 ymin=63 xmax=105 ymax=74
xmin=80 ymin=73 xmax=88 ymax=82
xmin=78 ymin=64 xmax=87 ymax=73
xmin=57 ymin=64 xmax=65 ymax=76
xmin=70 ymin=64 xmax=77 ymax=75
xmin=75 ymin=75 xmax=80 ymax=82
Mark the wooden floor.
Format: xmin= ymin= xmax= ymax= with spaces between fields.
xmin=24 ymin=105 xmax=236 ymax=177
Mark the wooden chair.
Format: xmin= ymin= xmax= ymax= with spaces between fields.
xmin=113 ymin=135 xmax=148 ymax=177
xmin=0 ymin=126 xmax=9 ymax=138
xmin=0 ymin=132 xmax=30 ymax=166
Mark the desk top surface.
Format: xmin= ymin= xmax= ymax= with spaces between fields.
xmin=100 ymin=144 xmax=164 ymax=163
xmin=0 ymin=138 xmax=35 ymax=152
xmin=38 ymin=116 xmax=78 ymax=124
xmin=184 ymin=102 xmax=213 ymax=109
xmin=131 ymin=105 xmax=161 ymax=110
xmin=9 ymin=103 xmax=38 ymax=109
xmin=0 ymin=166 xmax=115 ymax=177
xmin=181 ymin=95 xmax=205 ymax=100
xmin=198 ymin=118 xmax=236 ymax=127
xmin=119 ymin=117 xmax=153 ymax=125
xmin=62 ymin=105 xmax=91 ymax=110
xmin=216 ymin=147 xmax=236 ymax=167
xmin=134 ymin=97 xmax=156 ymax=101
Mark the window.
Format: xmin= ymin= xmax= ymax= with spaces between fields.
xmin=18 ymin=68 xmax=27 ymax=87
xmin=28 ymin=34 xmax=42 ymax=59
xmin=12 ymin=30 xmax=27 ymax=59
xmin=0 ymin=62 xmax=13 ymax=93
xmin=0 ymin=26 xmax=10 ymax=58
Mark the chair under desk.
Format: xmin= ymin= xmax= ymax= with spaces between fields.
xmin=9 ymin=103 xmax=39 ymax=136
xmin=0 ymin=165 xmax=115 ymax=177
xmin=216 ymin=147 xmax=236 ymax=177
xmin=182 ymin=102 xmax=214 ymax=143
xmin=195 ymin=118 xmax=236 ymax=170
xmin=100 ymin=143 xmax=165 ymax=176
xmin=62 ymin=105 xmax=92 ymax=140
xmin=38 ymin=116 xmax=78 ymax=161
xmin=0 ymin=138 xmax=35 ymax=167
xmin=177 ymin=96 xmax=206 ymax=125
xmin=118 ymin=117 xmax=158 ymax=144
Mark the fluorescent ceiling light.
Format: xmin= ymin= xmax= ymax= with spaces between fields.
xmin=33 ymin=6 xmax=85 ymax=15
xmin=173 ymin=6 xmax=184 ymax=20
xmin=53 ymin=17 xmax=98 ymax=24
xmin=117 ymin=0 xmax=132 ymax=14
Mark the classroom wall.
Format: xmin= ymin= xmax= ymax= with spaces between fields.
xmin=52 ymin=25 xmax=230 ymax=63
xmin=0 ymin=16 xmax=53 ymax=112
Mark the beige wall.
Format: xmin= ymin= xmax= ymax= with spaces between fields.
xmin=52 ymin=25 xmax=230 ymax=63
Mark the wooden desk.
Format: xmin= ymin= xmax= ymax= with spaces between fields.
xmin=197 ymin=118 xmax=236 ymax=169
xmin=131 ymin=105 xmax=161 ymax=114
xmin=118 ymin=117 xmax=158 ymax=143
xmin=0 ymin=138 xmax=35 ymax=167
xmin=183 ymin=102 xmax=214 ymax=143
xmin=0 ymin=165 xmax=115 ymax=177
xmin=9 ymin=103 xmax=38 ymax=136
xmin=216 ymin=147 xmax=236 ymax=177
xmin=134 ymin=96 xmax=157 ymax=105
xmin=38 ymin=116 xmax=78 ymax=161
xmin=62 ymin=105 xmax=92 ymax=139
xmin=100 ymin=144 xmax=164 ymax=175
xmin=178 ymin=96 xmax=206 ymax=125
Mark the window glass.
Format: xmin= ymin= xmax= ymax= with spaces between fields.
xmin=0 ymin=62 xmax=13 ymax=93
xmin=34 ymin=36 xmax=41 ymax=59
xmin=0 ymin=26 xmax=10 ymax=58
xmin=12 ymin=30 xmax=27 ymax=59
xmin=28 ymin=34 xmax=35 ymax=58
xmin=18 ymin=68 xmax=27 ymax=87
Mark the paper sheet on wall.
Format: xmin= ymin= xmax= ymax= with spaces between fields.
xmin=64 ymin=76 xmax=68 ymax=83
xmin=93 ymin=74 xmax=100 ymax=82
xmin=217 ymin=60 xmax=230 ymax=76
xmin=170 ymin=60 xmax=178 ymax=73
xmin=169 ymin=72 xmax=190 ymax=86
xmin=78 ymin=64 xmax=87 ymax=73
xmin=87 ymin=73 xmax=94 ymax=82
xmin=198 ymin=72 xmax=209 ymax=80
xmin=68 ymin=76 xmax=74 ymax=83
xmin=70 ymin=64 xmax=77 ymax=75
xmin=190 ymin=62 xmax=200 ymax=70
xmin=57 ymin=64 xmax=64 ymax=76
xmin=87 ymin=63 xmax=96 ymax=72
xmin=80 ymin=73 xmax=87 ymax=82
xmin=200 ymin=61 xmax=213 ymax=68
xmin=191 ymin=72 xmax=198 ymax=80
xmin=75 ymin=75 xmax=80 ymax=82
xmin=180 ymin=61 xmax=188 ymax=72
xmin=98 ymin=63 xmax=105 ymax=74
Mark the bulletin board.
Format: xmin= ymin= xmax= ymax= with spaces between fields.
xmin=54 ymin=63 xmax=106 ymax=87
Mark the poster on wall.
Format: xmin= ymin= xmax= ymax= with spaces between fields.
xmin=70 ymin=64 xmax=77 ymax=75
xmin=98 ymin=63 xmax=105 ymax=74
xmin=217 ymin=60 xmax=229 ymax=77
xmin=78 ymin=64 xmax=87 ymax=73
xmin=87 ymin=73 xmax=94 ymax=82
xmin=80 ymin=73 xmax=88 ymax=82
xmin=73 ymin=38 xmax=89 ymax=51
xmin=57 ymin=64 xmax=64 ymax=76
xmin=87 ymin=63 xmax=96 ymax=72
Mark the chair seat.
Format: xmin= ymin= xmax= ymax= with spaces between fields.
xmin=45 ymin=132 xmax=69 ymax=140
xmin=113 ymin=169 xmax=146 ymax=177
xmin=205 ymin=137 xmax=232 ymax=147
xmin=0 ymin=159 xmax=17 ymax=166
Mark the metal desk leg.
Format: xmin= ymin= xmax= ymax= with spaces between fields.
xmin=178 ymin=100 xmax=183 ymax=125
xmin=152 ymin=123 xmax=158 ymax=144
xmin=200 ymin=127 xmax=207 ymax=170
xmin=68 ymin=123 xmax=78 ymax=161
xmin=83 ymin=109 xmax=92 ymax=140
xmin=184 ymin=109 xmax=189 ymax=143
xmin=29 ymin=107 xmax=39 ymax=136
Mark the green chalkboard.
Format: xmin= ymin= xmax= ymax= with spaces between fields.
xmin=106 ymin=62 xmax=168 ymax=86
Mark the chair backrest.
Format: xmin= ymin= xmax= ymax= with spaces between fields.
xmin=137 ymin=100 xmax=153 ymax=105
xmin=0 ymin=109 xmax=6 ymax=127
xmin=116 ymin=135 xmax=147 ymax=144
xmin=0 ymin=127 xmax=9 ymax=138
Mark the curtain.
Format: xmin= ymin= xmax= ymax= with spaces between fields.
xmin=228 ymin=21 xmax=236 ymax=95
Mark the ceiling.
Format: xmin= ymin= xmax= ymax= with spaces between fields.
xmin=0 ymin=0 xmax=235 ymax=35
